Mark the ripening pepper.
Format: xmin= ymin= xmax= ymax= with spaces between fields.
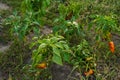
xmin=84 ymin=69 xmax=94 ymax=76
xmin=36 ymin=62 xmax=47 ymax=69
xmin=109 ymin=41 xmax=115 ymax=53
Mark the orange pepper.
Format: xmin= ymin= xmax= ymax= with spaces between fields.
xmin=109 ymin=41 xmax=115 ymax=53
xmin=36 ymin=62 xmax=47 ymax=69
xmin=84 ymin=69 xmax=94 ymax=76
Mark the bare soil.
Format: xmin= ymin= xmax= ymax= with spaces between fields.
xmin=0 ymin=2 xmax=9 ymax=11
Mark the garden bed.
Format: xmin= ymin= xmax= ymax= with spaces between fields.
xmin=0 ymin=0 xmax=120 ymax=80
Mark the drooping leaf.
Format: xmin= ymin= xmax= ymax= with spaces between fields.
xmin=52 ymin=54 xmax=63 ymax=65
xmin=53 ymin=47 xmax=61 ymax=57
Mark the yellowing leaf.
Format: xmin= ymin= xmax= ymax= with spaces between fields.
xmin=86 ymin=57 xmax=93 ymax=61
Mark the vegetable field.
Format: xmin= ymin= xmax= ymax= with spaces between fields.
xmin=0 ymin=0 xmax=120 ymax=80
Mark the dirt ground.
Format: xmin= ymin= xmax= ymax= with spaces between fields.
xmin=0 ymin=2 xmax=9 ymax=10
xmin=0 ymin=2 xmax=10 ymax=52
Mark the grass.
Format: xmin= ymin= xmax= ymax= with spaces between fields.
xmin=0 ymin=40 xmax=31 ymax=79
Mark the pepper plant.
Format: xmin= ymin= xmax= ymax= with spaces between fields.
xmin=30 ymin=34 xmax=71 ymax=67
xmin=4 ymin=0 xmax=51 ymax=40
xmin=71 ymin=39 xmax=95 ymax=72
xmin=89 ymin=15 xmax=118 ymax=41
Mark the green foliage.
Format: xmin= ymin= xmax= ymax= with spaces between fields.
xmin=30 ymin=35 xmax=71 ymax=66
xmin=4 ymin=0 xmax=51 ymax=41
xmin=4 ymin=11 xmax=40 ymax=40
xmin=53 ymin=20 xmax=84 ymax=42
xmin=71 ymin=39 xmax=95 ymax=69
xmin=88 ymin=15 xmax=119 ymax=42
xmin=21 ymin=0 xmax=51 ymax=17
xmin=90 ymin=15 xmax=117 ymax=32
xmin=2 ymin=0 xmax=120 ymax=79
